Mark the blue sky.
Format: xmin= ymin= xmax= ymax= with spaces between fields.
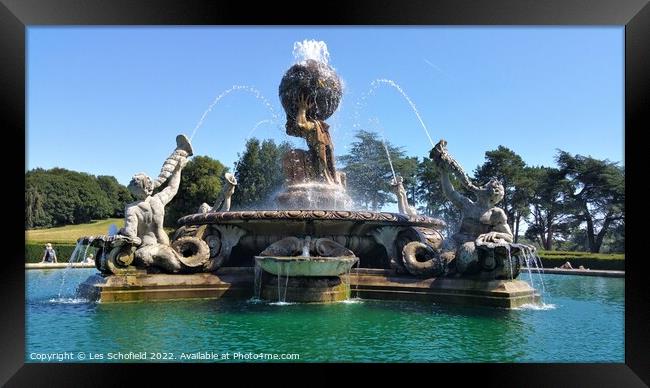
xmin=27 ymin=27 xmax=624 ymax=194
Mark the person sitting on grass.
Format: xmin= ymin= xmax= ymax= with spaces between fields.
xmin=41 ymin=243 xmax=57 ymax=263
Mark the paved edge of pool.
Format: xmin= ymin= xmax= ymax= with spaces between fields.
xmin=527 ymin=268 xmax=624 ymax=278
xmin=26 ymin=263 xmax=96 ymax=269
xmin=76 ymin=267 xmax=541 ymax=309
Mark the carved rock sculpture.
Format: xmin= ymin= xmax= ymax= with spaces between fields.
xmin=198 ymin=172 xmax=238 ymax=213
xmin=423 ymin=139 xmax=532 ymax=279
xmin=279 ymin=59 xmax=342 ymax=122
xmin=390 ymin=175 xmax=417 ymax=216
xmin=101 ymin=135 xmax=210 ymax=274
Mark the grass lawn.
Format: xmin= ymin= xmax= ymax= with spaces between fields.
xmin=26 ymin=218 xmax=125 ymax=244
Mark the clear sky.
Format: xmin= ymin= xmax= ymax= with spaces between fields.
xmin=27 ymin=27 xmax=624 ymax=194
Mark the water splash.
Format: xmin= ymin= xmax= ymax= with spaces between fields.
xmin=293 ymin=39 xmax=330 ymax=65
xmin=48 ymin=297 xmax=89 ymax=304
xmin=189 ymin=85 xmax=280 ymax=141
xmin=514 ymin=303 xmax=557 ymax=311
xmin=519 ymin=246 xmax=548 ymax=305
xmin=340 ymin=298 xmax=364 ymax=304
xmin=382 ymin=140 xmax=397 ymax=183
xmin=252 ymin=263 xmax=262 ymax=302
xmin=269 ymin=301 xmax=296 ymax=306
xmin=302 ymin=236 xmax=311 ymax=257
xmin=357 ymin=79 xmax=435 ymax=148
xmin=246 ymin=119 xmax=273 ymax=141
xmin=57 ymin=239 xmax=93 ymax=299
xmin=354 ymin=259 xmax=361 ymax=300
xmin=274 ymin=261 xmax=292 ymax=304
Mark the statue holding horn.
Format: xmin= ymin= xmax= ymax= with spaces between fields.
xmin=117 ymin=134 xmax=209 ymax=273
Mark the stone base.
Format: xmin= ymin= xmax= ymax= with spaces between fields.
xmin=77 ymin=267 xmax=253 ymax=303
xmin=350 ymin=269 xmax=539 ymax=308
xmin=77 ymin=267 xmax=538 ymax=308
xmin=259 ymin=274 xmax=350 ymax=303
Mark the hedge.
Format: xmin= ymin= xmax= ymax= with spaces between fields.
xmin=536 ymin=251 xmax=624 ymax=271
xmin=25 ymin=243 xmax=99 ymax=263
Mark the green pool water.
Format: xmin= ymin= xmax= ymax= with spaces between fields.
xmin=26 ymin=269 xmax=623 ymax=362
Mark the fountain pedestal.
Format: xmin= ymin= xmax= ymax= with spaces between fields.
xmin=259 ymin=275 xmax=350 ymax=303
xmin=252 ymin=237 xmax=358 ymax=303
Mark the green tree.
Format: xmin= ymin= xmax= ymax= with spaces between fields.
xmin=556 ymin=151 xmax=625 ymax=253
xmin=474 ymin=146 xmax=529 ymax=242
xmin=415 ymin=157 xmax=462 ymax=236
xmin=523 ymin=166 xmax=576 ymax=250
xmin=165 ymin=155 xmax=227 ymax=225
xmin=338 ymin=130 xmax=413 ymax=211
xmin=232 ymin=138 xmax=290 ymax=209
xmin=25 ymin=184 xmax=49 ymax=228
xmin=97 ymin=175 xmax=134 ymax=218
xmin=25 ymin=168 xmax=113 ymax=228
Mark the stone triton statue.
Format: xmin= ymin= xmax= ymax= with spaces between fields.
xmin=390 ymin=175 xmax=417 ymax=216
xmin=117 ymin=134 xmax=207 ymax=273
xmin=431 ymin=139 xmax=514 ymax=274
xmin=198 ymin=172 xmax=238 ymax=213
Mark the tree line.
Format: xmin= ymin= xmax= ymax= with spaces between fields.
xmin=25 ymin=168 xmax=134 ymax=228
xmin=26 ymin=131 xmax=624 ymax=253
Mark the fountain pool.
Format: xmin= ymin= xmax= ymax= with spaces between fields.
xmin=26 ymin=269 xmax=623 ymax=362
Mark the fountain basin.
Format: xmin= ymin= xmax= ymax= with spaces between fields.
xmin=175 ymin=209 xmax=446 ymax=271
xmin=255 ymin=255 xmax=358 ymax=277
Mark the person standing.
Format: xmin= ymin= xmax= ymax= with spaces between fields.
xmin=41 ymin=243 xmax=58 ymax=263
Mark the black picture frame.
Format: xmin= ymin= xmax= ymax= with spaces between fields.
xmin=2 ymin=0 xmax=647 ymax=385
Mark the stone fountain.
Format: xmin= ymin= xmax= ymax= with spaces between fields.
xmin=78 ymin=40 xmax=538 ymax=308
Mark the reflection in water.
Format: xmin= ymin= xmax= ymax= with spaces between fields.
xmin=26 ymin=270 xmax=623 ymax=362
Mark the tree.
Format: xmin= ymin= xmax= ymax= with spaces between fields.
xmin=523 ymin=166 xmax=576 ymax=250
xmin=339 ymin=130 xmax=413 ymax=211
xmin=556 ymin=151 xmax=625 ymax=253
xmin=474 ymin=146 xmax=529 ymax=242
xmin=25 ymin=184 xmax=49 ymax=228
xmin=232 ymin=138 xmax=290 ymax=209
xmin=415 ymin=157 xmax=462 ymax=236
xmin=97 ymin=175 xmax=134 ymax=218
xmin=165 ymin=155 xmax=227 ymax=225
xmin=25 ymin=168 xmax=113 ymax=227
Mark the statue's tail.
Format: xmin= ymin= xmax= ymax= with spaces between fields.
xmin=153 ymin=134 xmax=194 ymax=189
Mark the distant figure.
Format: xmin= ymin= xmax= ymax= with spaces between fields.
xmin=84 ymin=254 xmax=94 ymax=264
xmin=41 ymin=243 xmax=57 ymax=263
xmin=560 ymin=261 xmax=573 ymax=269
xmin=578 ymin=265 xmax=588 ymax=270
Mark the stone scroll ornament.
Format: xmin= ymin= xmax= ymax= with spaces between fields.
xmin=95 ymin=135 xmax=211 ymax=275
